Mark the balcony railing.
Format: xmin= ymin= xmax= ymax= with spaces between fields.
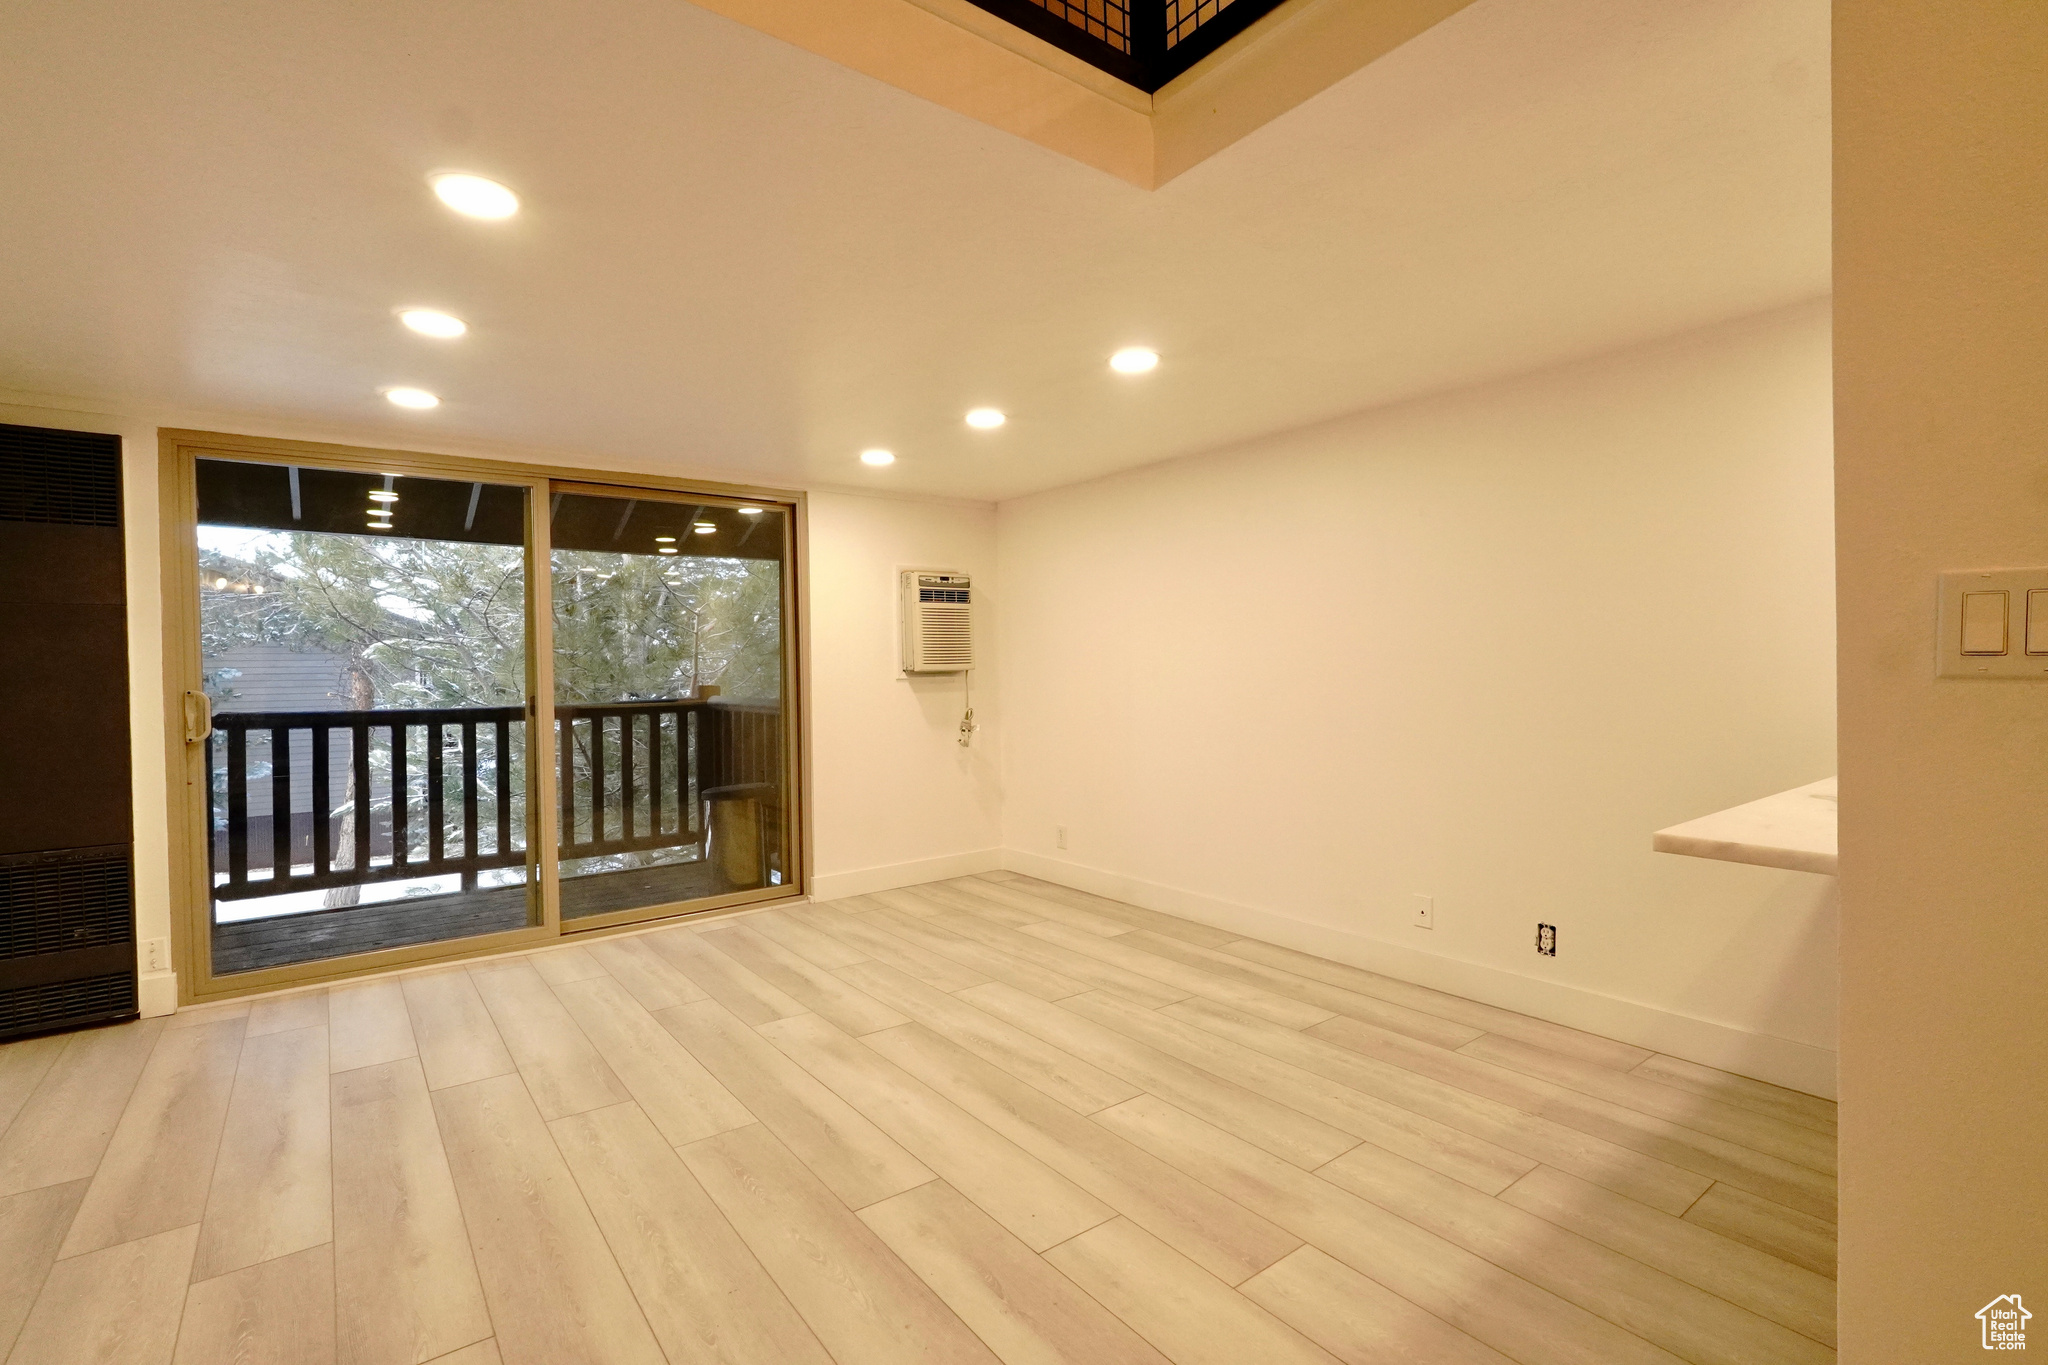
xmin=207 ymin=696 xmax=781 ymax=905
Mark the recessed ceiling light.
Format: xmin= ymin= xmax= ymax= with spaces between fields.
xmin=368 ymin=491 xmax=399 ymax=502
xmin=1110 ymin=347 xmax=1159 ymax=374
xmin=430 ymin=173 xmax=519 ymax=219
xmin=737 ymin=506 xmax=763 ymax=515
xmin=385 ymin=387 xmax=439 ymax=410
xmin=399 ymin=308 xmax=467 ymax=339
xmin=861 ymin=449 xmax=896 ymax=466
xmin=654 ymin=535 xmax=676 ymax=543
xmin=693 ymin=524 xmax=716 ymax=535
xmin=657 ymin=547 xmax=678 ymax=555
xmin=965 ymin=408 xmax=1006 ymax=429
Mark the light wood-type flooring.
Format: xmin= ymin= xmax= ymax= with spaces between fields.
xmin=0 ymin=872 xmax=1837 ymax=1365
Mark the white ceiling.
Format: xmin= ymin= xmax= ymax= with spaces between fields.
xmin=0 ymin=0 xmax=1828 ymax=502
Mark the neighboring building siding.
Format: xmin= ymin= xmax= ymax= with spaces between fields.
xmin=204 ymin=644 xmax=352 ymax=839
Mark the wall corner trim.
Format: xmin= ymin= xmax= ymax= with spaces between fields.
xmin=999 ymin=848 xmax=1839 ymax=1099
xmin=138 ymin=969 xmax=178 ymax=1017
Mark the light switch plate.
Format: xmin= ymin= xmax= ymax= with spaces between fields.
xmin=1937 ymin=569 xmax=2048 ymax=679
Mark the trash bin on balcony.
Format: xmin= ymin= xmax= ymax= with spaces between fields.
xmin=702 ymin=782 xmax=774 ymax=889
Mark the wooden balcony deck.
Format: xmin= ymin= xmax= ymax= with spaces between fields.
xmin=212 ymin=859 xmax=742 ymax=974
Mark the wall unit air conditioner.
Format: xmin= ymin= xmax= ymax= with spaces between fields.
xmin=901 ymin=571 xmax=973 ymax=674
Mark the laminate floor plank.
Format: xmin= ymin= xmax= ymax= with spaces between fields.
xmin=526 ymin=945 xmax=607 ymax=986
xmin=329 ymin=978 xmax=419 ymax=1075
xmin=0 ymin=1033 xmax=68 ymax=1137
xmin=1500 ymin=1166 xmax=1836 ymax=1347
xmin=742 ymin=906 xmax=870 ymax=969
xmin=865 ymin=1022 xmax=1301 ymax=1286
xmin=1629 ymin=1055 xmax=1837 ymax=1136
xmin=1316 ymin=1140 xmax=1834 ymax=1365
xmin=550 ymin=974 xmax=753 ymax=1145
xmin=1224 ymin=940 xmax=1653 ymax=1070
xmin=1165 ymin=999 xmax=1711 ymax=1214
xmin=863 ymin=905 xmax=1091 ymax=1001
xmin=961 ymin=983 xmax=1359 ymax=1171
xmin=8 ymin=1222 xmax=199 ymax=1365
xmin=61 ymin=1017 xmax=244 ymax=1257
xmin=1042 ymin=1217 xmax=1342 ymax=1365
xmin=1064 ymin=990 xmax=1535 ymax=1195
xmin=0 ymin=1179 xmax=89 ymax=1359
xmin=194 ymin=1023 xmax=332 ymax=1281
xmin=871 ymin=884 xmax=1041 ymax=928
xmin=173 ymin=1242 xmax=335 ymax=1365
xmin=930 ymin=911 xmax=1188 ymax=1008
xmin=1309 ymin=1016 xmax=1836 ymax=1220
xmin=760 ymin=1012 xmax=1113 ymax=1248
xmin=0 ymin=1019 xmax=164 ymax=1197
xmin=1117 ymin=930 xmax=1486 ymax=1049
xmin=0 ymin=878 xmax=1837 ymax=1363
xmin=332 ymin=1058 xmax=493 ymax=1365
xmin=678 ymin=1124 xmax=1001 ymax=1365
xmin=1096 ymin=1095 xmax=1689 ymax=1365
xmin=550 ymin=1101 xmax=835 ymax=1365
xmin=699 ymin=923 xmax=909 ymax=1034
xmin=655 ymin=998 xmax=934 ymax=1208
xmin=1240 ymin=1245 xmax=1516 ymax=1365
xmin=791 ymin=904 xmax=991 ymax=991
xmin=424 ymin=1343 xmax=500 ymax=1365
xmin=978 ymin=876 xmax=1242 ymax=949
xmin=468 ymin=960 xmax=630 ymax=1120
xmin=246 ymin=990 xmax=329 ymax=1037
xmin=582 ymin=935 xmax=710 ymax=1011
xmin=160 ymin=1001 xmax=253 ymax=1032
xmin=928 ymin=876 xmax=1136 ymax=937
xmin=1020 ymin=921 xmax=1337 ymax=1030
xmin=431 ymin=1073 xmax=666 ymax=1365
xmin=1685 ymin=1184 xmax=1839 ymax=1280
xmin=644 ymin=926 xmax=812 ymax=1023
xmin=837 ymin=959 xmax=1142 ymax=1114
xmin=401 ymin=969 xmax=516 ymax=1091
xmin=860 ymin=1180 xmax=1173 ymax=1365
xmin=1459 ymin=1034 xmax=1836 ymax=1176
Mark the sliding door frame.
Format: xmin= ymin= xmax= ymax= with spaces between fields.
xmin=158 ymin=428 xmax=810 ymax=1003
xmin=545 ymin=477 xmax=805 ymax=936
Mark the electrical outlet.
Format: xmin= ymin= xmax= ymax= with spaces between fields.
xmin=142 ymin=937 xmax=170 ymax=973
xmin=1535 ymin=923 xmax=1557 ymax=957
xmin=1412 ymin=894 xmax=1434 ymax=929
xmin=1055 ymin=825 xmax=1068 ymax=850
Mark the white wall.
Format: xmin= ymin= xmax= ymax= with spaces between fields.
xmin=995 ymin=300 xmax=1839 ymax=1093
xmin=805 ymin=491 xmax=1002 ymax=898
xmin=0 ymin=395 xmax=1000 ymax=1008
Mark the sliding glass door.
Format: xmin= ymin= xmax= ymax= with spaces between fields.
xmin=176 ymin=440 xmax=801 ymax=989
xmin=548 ymin=486 xmax=793 ymax=929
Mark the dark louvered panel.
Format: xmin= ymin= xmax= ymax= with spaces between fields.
xmin=0 ymin=847 xmax=134 ymax=958
xmin=0 ymin=424 xmax=121 ymax=526
xmin=0 ymin=973 xmax=137 ymax=1037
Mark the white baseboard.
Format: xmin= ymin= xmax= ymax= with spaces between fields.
xmin=810 ymin=848 xmax=1004 ymax=904
xmin=138 ymin=970 xmax=178 ymax=1018
xmin=1001 ymin=849 xmax=1838 ymax=1100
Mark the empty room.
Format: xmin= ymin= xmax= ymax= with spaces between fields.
xmin=0 ymin=1 xmax=2039 ymax=1363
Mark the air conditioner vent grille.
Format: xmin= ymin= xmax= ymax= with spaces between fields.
xmin=0 ymin=973 xmax=137 ymax=1037
xmin=0 ymin=849 xmax=135 ymax=959
xmin=902 ymin=572 xmax=974 ymax=673
xmin=0 ymin=425 xmax=122 ymax=526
